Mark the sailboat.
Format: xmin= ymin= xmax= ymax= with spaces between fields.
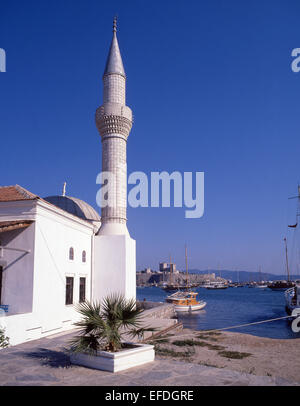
xmin=161 ymin=255 xmax=181 ymax=292
xmin=256 ymin=266 xmax=267 ymax=289
xmin=268 ymin=187 xmax=300 ymax=291
xmin=268 ymin=238 xmax=295 ymax=291
xmin=284 ymin=186 xmax=300 ymax=313
xmin=235 ymin=269 xmax=243 ymax=287
xmin=166 ymin=246 xmax=206 ymax=312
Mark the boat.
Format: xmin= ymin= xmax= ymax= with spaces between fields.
xmin=166 ymin=246 xmax=206 ymax=312
xmin=161 ymin=284 xmax=181 ymax=292
xmin=271 ymin=186 xmax=300 ymax=293
xmin=285 ymin=284 xmax=300 ymax=315
xmin=160 ymin=255 xmax=192 ymax=292
xmin=166 ymin=290 xmax=206 ymax=312
xmin=268 ymin=238 xmax=295 ymax=291
xmin=205 ymin=281 xmax=228 ymax=290
xmin=228 ymin=271 xmax=244 ymax=287
xmin=256 ymin=267 xmax=268 ymax=288
xmin=256 ymin=283 xmax=268 ymax=289
xmin=268 ymin=280 xmax=295 ymax=291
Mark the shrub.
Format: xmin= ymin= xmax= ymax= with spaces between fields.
xmin=69 ymin=294 xmax=155 ymax=354
xmin=0 ymin=328 xmax=9 ymax=348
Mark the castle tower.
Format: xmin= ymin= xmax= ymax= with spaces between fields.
xmin=93 ymin=19 xmax=136 ymax=301
xmin=95 ymin=17 xmax=132 ymax=236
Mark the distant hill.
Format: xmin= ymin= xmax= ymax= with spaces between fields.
xmin=188 ymin=269 xmax=300 ymax=283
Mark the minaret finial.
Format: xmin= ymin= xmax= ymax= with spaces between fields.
xmin=103 ymin=16 xmax=125 ymax=77
xmin=113 ymin=16 xmax=117 ymax=33
xmin=62 ymin=182 xmax=66 ymax=197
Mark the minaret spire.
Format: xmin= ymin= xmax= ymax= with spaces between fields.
xmin=103 ymin=16 xmax=125 ymax=78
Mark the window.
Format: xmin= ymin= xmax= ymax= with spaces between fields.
xmin=69 ymin=247 xmax=74 ymax=261
xmin=79 ymin=277 xmax=86 ymax=303
xmin=65 ymin=277 xmax=74 ymax=305
xmin=0 ymin=267 xmax=2 ymax=305
xmin=82 ymin=250 xmax=86 ymax=263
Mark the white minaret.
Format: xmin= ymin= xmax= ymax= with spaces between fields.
xmin=96 ymin=17 xmax=132 ymax=236
xmin=93 ymin=18 xmax=136 ymax=301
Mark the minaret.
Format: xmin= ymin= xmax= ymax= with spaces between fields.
xmin=93 ymin=19 xmax=136 ymax=301
xmin=96 ymin=17 xmax=133 ymax=236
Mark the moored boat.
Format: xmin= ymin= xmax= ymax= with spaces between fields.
xmin=205 ymin=282 xmax=228 ymax=290
xmin=268 ymin=280 xmax=295 ymax=291
xmin=166 ymin=246 xmax=207 ymax=312
xmin=268 ymin=236 xmax=295 ymax=291
xmin=256 ymin=267 xmax=267 ymax=288
xmin=256 ymin=282 xmax=268 ymax=289
xmin=161 ymin=283 xmax=194 ymax=292
xmin=166 ymin=291 xmax=206 ymax=312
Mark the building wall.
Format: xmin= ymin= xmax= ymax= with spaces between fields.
xmin=0 ymin=200 xmax=95 ymax=345
xmin=32 ymin=202 xmax=94 ymax=335
xmin=0 ymin=224 xmax=35 ymax=315
xmin=0 ymin=200 xmax=36 ymax=316
xmin=93 ymin=233 xmax=136 ymax=301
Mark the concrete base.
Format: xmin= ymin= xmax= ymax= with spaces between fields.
xmin=93 ymin=233 xmax=136 ymax=301
xmin=97 ymin=222 xmax=129 ymax=236
xmin=70 ymin=343 xmax=155 ymax=372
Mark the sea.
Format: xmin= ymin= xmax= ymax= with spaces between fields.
xmin=137 ymin=286 xmax=300 ymax=339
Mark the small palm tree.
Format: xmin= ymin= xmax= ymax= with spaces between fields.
xmin=0 ymin=327 xmax=9 ymax=349
xmin=69 ymin=294 xmax=155 ymax=354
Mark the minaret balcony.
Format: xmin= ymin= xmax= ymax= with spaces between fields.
xmin=96 ymin=103 xmax=132 ymax=121
xmin=95 ymin=111 xmax=132 ymax=138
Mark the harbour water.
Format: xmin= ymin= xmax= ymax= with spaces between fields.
xmin=137 ymin=286 xmax=299 ymax=339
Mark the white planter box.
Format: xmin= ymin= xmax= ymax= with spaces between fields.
xmin=70 ymin=343 xmax=155 ymax=373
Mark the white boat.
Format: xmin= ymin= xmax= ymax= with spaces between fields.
xmin=205 ymin=281 xmax=228 ymax=290
xmin=167 ymin=291 xmax=206 ymax=312
xmin=175 ymin=301 xmax=207 ymax=312
xmin=256 ymin=283 xmax=268 ymax=289
xmin=256 ymin=267 xmax=267 ymax=288
xmin=165 ymin=246 xmax=207 ymax=312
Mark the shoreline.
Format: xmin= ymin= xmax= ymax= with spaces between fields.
xmin=149 ymin=327 xmax=300 ymax=384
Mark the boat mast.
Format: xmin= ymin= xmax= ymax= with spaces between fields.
xmin=284 ymin=237 xmax=290 ymax=282
xmin=169 ymin=254 xmax=173 ymax=286
xmin=185 ymin=245 xmax=189 ymax=289
xmin=259 ymin=266 xmax=262 ymax=282
xmin=288 ymin=185 xmax=300 ymax=227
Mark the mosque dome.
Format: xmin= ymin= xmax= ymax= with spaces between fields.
xmin=44 ymin=195 xmax=101 ymax=222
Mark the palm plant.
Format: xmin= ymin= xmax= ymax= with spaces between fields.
xmin=0 ymin=327 xmax=9 ymax=349
xmin=69 ymin=294 xmax=155 ymax=354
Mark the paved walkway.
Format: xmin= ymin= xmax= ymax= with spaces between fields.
xmin=0 ymin=330 xmax=296 ymax=386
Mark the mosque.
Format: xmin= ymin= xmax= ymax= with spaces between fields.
xmin=0 ymin=19 xmax=136 ymax=345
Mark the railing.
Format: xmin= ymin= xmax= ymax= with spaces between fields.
xmin=0 ymin=305 xmax=9 ymax=313
xmin=285 ymin=287 xmax=300 ymax=308
xmin=285 ymin=287 xmax=294 ymax=303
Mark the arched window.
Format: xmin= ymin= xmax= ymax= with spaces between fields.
xmin=82 ymin=250 xmax=86 ymax=263
xmin=69 ymin=247 xmax=74 ymax=261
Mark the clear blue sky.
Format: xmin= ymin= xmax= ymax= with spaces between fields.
xmin=1 ymin=0 xmax=300 ymax=274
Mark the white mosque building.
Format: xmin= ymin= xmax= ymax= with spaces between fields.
xmin=0 ymin=19 xmax=136 ymax=346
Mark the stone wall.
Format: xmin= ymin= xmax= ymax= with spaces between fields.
xmin=137 ymin=302 xmax=176 ymax=319
xmin=136 ymin=272 xmax=226 ymax=286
